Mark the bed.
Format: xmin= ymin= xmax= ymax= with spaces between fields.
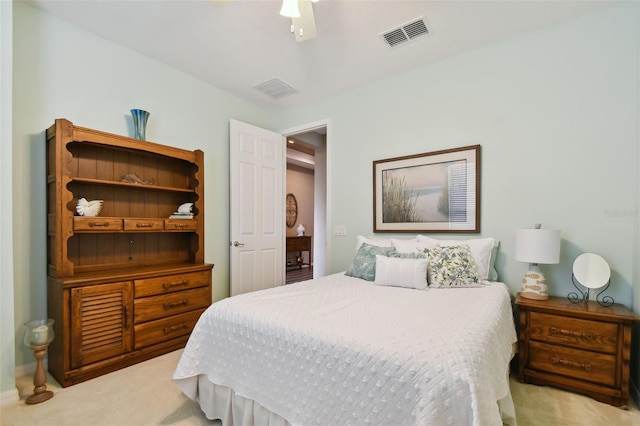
xmin=173 ymin=236 xmax=518 ymax=426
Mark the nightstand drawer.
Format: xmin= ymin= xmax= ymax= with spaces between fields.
xmin=529 ymin=312 xmax=617 ymax=354
xmin=529 ymin=341 xmax=616 ymax=387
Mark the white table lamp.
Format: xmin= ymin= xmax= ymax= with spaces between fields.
xmin=515 ymin=224 xmax=561 ymax=300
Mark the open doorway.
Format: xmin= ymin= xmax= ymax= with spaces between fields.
xmin=284 ymin=126 xmax=327 ymax=284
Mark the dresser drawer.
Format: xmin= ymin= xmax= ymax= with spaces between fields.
xmin=134 ymin=271 xmax=211 ymax=298
xmin=123 ymin=218 xmax=164 ymax=231
xmin=134 ymin=308 xmax=205 ymax=349
xmin=529 ymin=312 xmax=617 ymax=354
xmin=529 ymin=341 xmax=616 ymax=387
xmin=74 ymin=217 xmax=122 ymax=231
xmin=165 ymin=219 xmax=198 ymax=231
xmin=134 ymin=286 xmax=211 ymax=323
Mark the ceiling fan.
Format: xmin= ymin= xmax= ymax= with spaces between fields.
xmin=280 ymin=0 xmax=319 ymax=42
xmin=211 ymin=0 xmax=318 ymax=42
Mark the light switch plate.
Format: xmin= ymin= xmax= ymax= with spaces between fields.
xmin=333 ymin=226 xmax=347 ymax=236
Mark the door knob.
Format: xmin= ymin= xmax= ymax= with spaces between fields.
xmin=232 ymin=241 xmax=245 ymax=247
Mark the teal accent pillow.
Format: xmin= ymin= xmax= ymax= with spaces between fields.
xmin=345 ymin=243 xmax=394 ymax=281
xmin=428 ymin=245 xmax=481 ymax=288
xmin=489 ymin=242 xmax=499 ymax=281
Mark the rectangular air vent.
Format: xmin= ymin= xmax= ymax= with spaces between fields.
xmin=380 ymin=16 xmax=431 ymax=48
xmin=253 ymin=78 xmax=298 ymax=99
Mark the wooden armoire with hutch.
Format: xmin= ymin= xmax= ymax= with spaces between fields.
xmin=46 ymin=118 xmax=213 ymax=386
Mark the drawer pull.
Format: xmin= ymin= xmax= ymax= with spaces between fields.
xmin=163 ymin=299 xmax=189 ymax=310
xmin=163 ymin=323 xmax=189 ymax=334
xmin=136 ymin=223 xmax=154 ymax=228
xmin=88 ymin=221 xmax=110 ymax=228
xmin=549 ymin=327 xmax=593 ymax=339
xmin=163 ymin=280 xmax=189 ymax=289
xmin=551 ymin=356 xmax=592 ymax=371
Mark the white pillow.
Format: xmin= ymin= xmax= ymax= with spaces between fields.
xmin=417 ymin=236 xmax=497 ymax=281
xmin=374 ymin=255 xmax=429 ymax=290
xmin=355 ymin=235 xmax=392 ymax=254
xmin=391 ymin=237 xmax=438 ymax=254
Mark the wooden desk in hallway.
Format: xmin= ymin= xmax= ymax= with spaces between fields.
xmin=286 ymin=236 xmax=312 ymax=270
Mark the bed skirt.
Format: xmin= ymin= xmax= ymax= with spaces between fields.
xmin=187 ymin=375 xmax=291 ymax=426
xmin=177 ymin=374 xmax=518 ymax=426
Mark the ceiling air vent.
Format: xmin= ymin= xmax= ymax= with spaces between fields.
xmin=380 ymin=16 xmax=431 ymax=48
xmin=253 ymin=78 xmax=298 ymax=99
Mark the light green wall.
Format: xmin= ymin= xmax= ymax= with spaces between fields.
xmin=277 ymin=3 xmax=639 ymax=307
xmin=6 ymin=1 xmax=274 ymax=387
xmin=1 ymin=0 xmax=16 ymax=399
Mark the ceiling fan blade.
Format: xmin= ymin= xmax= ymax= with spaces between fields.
xmin=292 ymin=0 xmax=317 ymax=42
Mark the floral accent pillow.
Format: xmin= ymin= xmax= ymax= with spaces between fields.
xmin=345 ymin=243 xmax=395 ymax=281
xmin=418 ymin=235 xmax=499 ymax=281
xmin=428 ymin=245 xmax=481 ymax=288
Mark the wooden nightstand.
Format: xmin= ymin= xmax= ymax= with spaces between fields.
xmin=515 ymin=294 xmax=637 ymax=407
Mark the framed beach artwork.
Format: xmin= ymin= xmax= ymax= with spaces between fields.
xmin=373 ymin=145 xmax=480 ymax=233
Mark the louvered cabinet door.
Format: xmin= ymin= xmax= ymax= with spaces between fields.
xmin=70 ymin=281 xmax=133 ymax=369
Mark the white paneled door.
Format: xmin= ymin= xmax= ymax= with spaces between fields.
xmin=230 ymin=119 xmax=284 ymax=296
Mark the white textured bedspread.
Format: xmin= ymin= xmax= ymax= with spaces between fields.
xmin=173 ymin=273 xmax=517 ymax=426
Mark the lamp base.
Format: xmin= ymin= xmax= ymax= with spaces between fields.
xmin=520 ymin=264 xmax=549 ymax=300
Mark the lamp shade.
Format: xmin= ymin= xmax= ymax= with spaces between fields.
xmin=515 ymin=228 xmax=561 ymax=264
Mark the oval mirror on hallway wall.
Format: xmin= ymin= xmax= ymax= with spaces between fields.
xmin=286 ymin=193 xmax=298 ymax=228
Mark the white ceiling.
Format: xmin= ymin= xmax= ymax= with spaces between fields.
xmin=27 ymin=0 xmax=618 ymax=110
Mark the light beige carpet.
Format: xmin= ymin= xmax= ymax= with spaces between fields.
xmin=2 ymin=349 xmax=639 ymax=426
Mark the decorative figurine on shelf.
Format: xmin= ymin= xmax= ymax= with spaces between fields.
xmin=169 ymin=202 xmax=194 ymax=219
xmin=76 ymin=198 xmax=103 ymax=217
xmin=23 ymin=319 xmax=55 ymax=404
xmin=296 ymin=223 xmax=306 ymax=236
xmin=121 ymin=172 xmax=154 ymax=186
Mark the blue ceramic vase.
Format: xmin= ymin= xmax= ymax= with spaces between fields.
xmin=130 ymin=109 xmax=150 ymax=140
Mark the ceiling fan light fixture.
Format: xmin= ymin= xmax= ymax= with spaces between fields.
xmin=280 ymin=0 xmax=300 ymax=18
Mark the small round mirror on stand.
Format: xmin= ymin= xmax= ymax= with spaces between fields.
xmin=568 ymin=253 xmax=613 ymax=306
